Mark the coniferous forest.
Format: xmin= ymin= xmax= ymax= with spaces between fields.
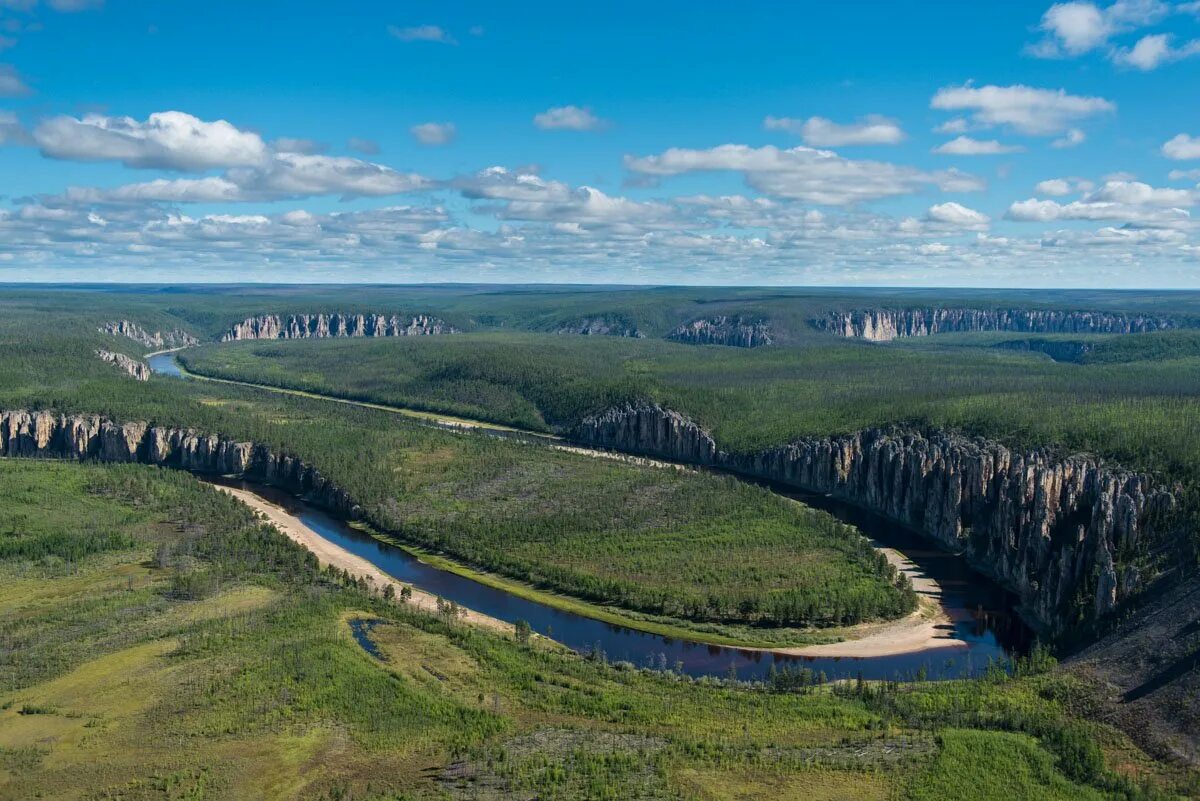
xmin=1 ymin=285 xmax=1198 ymax=799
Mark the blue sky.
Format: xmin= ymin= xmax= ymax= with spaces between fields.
xmin=3 ymin=0 xmax=1200 ymax=286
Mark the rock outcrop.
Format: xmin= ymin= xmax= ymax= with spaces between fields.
xmin=95 ymin=350 xmax=151 ymax=381
xmin=0 ymin=409 xmax=361 ymax=520
xmin=815 ymin=308 xmax=1179 ymax=342
xmin=572 ymin=403 xmax=1178 ymax=634
xmin=668 ymin=316 xmax=772 ymax=348
xmin=555 ymin=317 xmax=643 ymax=338
xmin=100 ymin=321 xmax=199 ymax=350
xmin=221 ymin=313 xmax=456 ymax=342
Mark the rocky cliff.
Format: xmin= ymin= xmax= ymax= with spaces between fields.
xmin=0 ymin=409 xmax=361 ymax=520
xmin=668 ymin=316 xmax=773 ymax=348
xmin=222 ymin=313 xmax=456 ymax=342
xmin=572 ymin=403 xmax=1178 ymax=634
xmin=555 ymin=316 xmax=643 ymax=338
xmin=95 ymin=350 xmax=151 ymax=381
xmin=815 ymin=308 xmax=1179 ymax=342
xmin=100 ymin=320 xmax=199 ymax=350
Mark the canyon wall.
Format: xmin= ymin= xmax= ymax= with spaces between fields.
xmin=100 ymin=320 xmax=199 ymax=350
xmin=572 ymin=403 xmax=1178 ymax=634
xmin=815 ymin=308 xmax=1179 ymax=342
xmin=95 ymin=350 xmax=151 ymax=381
xmin=555 ymin=317 xmax=643 ymax=338
xmin=222 ymin=313 xmax=456 ymax=342
xmin=668 ymin=316 xmax=773 ymax=348
xmin=0 ymin=409 xmax=361 ymax=521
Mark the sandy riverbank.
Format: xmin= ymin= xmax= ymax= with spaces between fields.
xmin=769 ymin=542 xmax=968 ymax=657
xmin=166 ymin=364 xmax=986 ymax=658
xmin=218 ymin=481 xmax=964 ymax=659
xmin=213 ymin=483 xmax=514 ymax=636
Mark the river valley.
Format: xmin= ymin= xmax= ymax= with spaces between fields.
xmin=148 ymin=352 xmax=1031 ymax=681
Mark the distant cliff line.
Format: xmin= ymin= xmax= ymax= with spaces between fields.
xmin=222 ymin=313 xmax=456 ymax=341
xmin=101 ymin=320 xmax=199 ymax=350
xmin=815 ymin=308 xmax=1183 ymax=342
xmin=668 ymin=316 xmax=773 ymax=348
xmin=0 ymin=409 xmax=361 ymax=521
xmin=572 ymin=402 xmax=1180 ymax=635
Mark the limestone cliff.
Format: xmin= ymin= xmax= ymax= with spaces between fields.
xmin=95 ymin=350 xmax=151 ymax=381
xmin=815 ymin=308 xmax=1179 ymax=342
xmin=668 ymin=316 xmax=772 ymax=348
xmin=100 ymin=320 xmax=199 ymax=350
xmin=222 ymin=313 xmax=456 ymax=342
xmin=555 ymin=316 xmax=643 ymax=338
xmin=572 ymin=403 xmax=1178 ymax=634
xmin=0 ymin=409 xmax=361 ymax=520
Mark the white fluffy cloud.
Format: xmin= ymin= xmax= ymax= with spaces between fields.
xmin=930 ymin=83 xmax=1114 ymax=135
xmin=1112 ymin=33 xmax=1200 ymax=69
xmin=1029 ymin=1 xmax=1200 ymax=70
xmin=624 ymin=144 xmax=983 ymax=205
xmin=1163 ymin=133 xmax=1200 ymax=160
xmin=1037 ymin=178 xmax=1073 ymax=196
xmin=763 ymin=115 xmax=904 ymax=146
xmin=457 ymin=167 xmax=571 ymax=202
xmin=926 ymin=202 xmax=990 ymax=227
xmin=1086 ymin=180 xmax=1194 ymax=206
xmin=59 ymin=177 xmax=244 ymax=204
xmin=27 ymin=108 xmax=433 ymax=202
xmin=1035 ymin=177 xmax=1095 ymax=195
xmin=456 ymin=167 xmax=674 ymax=228
xmin=226 ymin=153 xmax=430 ymax=199
xmin=3 ymin=190 xmax=1194 ymax=285
xmin=1006 ymin=198 xmax=1191 ymax=226
xmin=56 ymin=154 xmax=431 ymax=204
xmin=1038 ymin=1 xmax=1113 ymax=54
xmin=410 ymin=122 xmax=456 ymax=145
xmin=1030 ymin=0 xmax=1171 ymax=57
xmin=1006 ymin=178 xmax=1196 ymax=227
xmin=533 ymin=105 xmax=605 ymax=131
xmin=933 ymin=136 xmax=1024 ymax=155
xmin=33 ymin=111 xmax=270 ymax=171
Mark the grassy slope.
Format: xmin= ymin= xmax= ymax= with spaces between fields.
xmin=0 ymin=460 xmax=1192 ymax=800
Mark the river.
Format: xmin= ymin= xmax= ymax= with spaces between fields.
xmin=153 ymin=352 xmax=1031 ymax=681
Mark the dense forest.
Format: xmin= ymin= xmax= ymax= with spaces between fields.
xmin=0 ymin=293 xmax=917 ymax=642
xmin=2 ymin=285 xmax=1200 ymax=798
xmin=181 ymin=325 xmax=1200 ymax=483
xmin=0 ymin=459 xmax=1192 ymax=799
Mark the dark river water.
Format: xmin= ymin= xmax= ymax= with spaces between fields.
xmin=158 ymin=353 xmax=1031 ymax=680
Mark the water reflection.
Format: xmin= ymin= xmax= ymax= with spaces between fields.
xmin=152 ymin=354 xmax=1032 ymax=680
xmin=208 ymin=477 xmax=1029 ymax=681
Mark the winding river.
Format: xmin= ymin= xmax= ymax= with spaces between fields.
xmin=151 ymin=352 xmax=1031 ymax=681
